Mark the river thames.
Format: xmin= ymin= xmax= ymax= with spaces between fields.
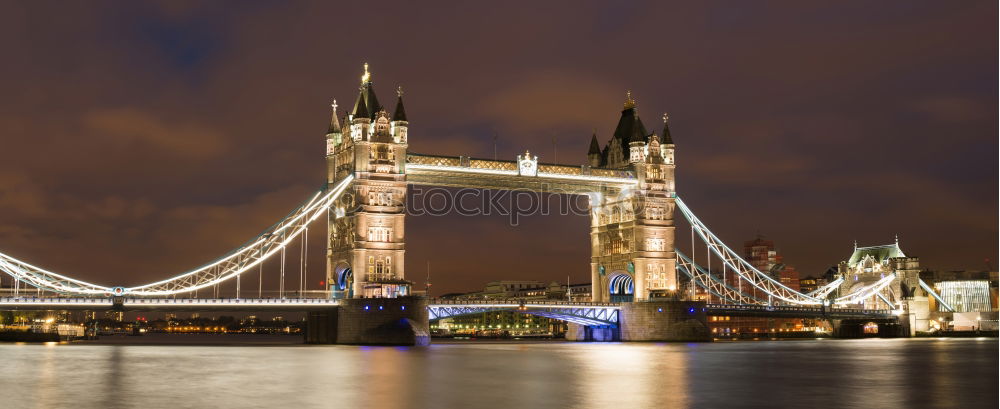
xmin=1 ymin=337 xmax=995 ymax=409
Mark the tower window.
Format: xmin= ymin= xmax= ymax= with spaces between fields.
xmin=367 ymin=227 xmax=392 ymax=242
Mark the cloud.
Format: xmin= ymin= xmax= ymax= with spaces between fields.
xmin=911 ymin=96 xmax=989 ymax=123
xmin=476 ymin=73 xmax=623 ymax=132
xmin=83 ymin=108 xmax=229 ymax=157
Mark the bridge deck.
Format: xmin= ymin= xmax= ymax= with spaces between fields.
xmin=705 ymin=304 xmax=896 ymax=319
xmin=0 ymin=297 xmax=895 ymax=320
xmin=406 ymin=153 xmax=636 ymax=194
xmin=0 ymin=297 xmax=339 ymax=311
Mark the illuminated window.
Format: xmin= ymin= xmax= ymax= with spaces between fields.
xmin=646 ymin=238 xmax=666 ymax=251
xmin=605 ymin=238 xmax=629 ymax=255
xmin=646 ymin=207 xmax=664 ymax=220
xmin=367 ymin=227 xmax=392 ymax=242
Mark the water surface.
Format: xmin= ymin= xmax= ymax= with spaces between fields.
xmin=1 ymin=337 xmax=995 ymax=409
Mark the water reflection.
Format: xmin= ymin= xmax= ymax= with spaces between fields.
xmin=0 ymin=338 xmax=994 ymax=409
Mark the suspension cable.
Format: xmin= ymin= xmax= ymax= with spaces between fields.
xmin=302 ymin=226 xmax=309 ymax=297
xmin=280 ymin=238 xmax=286 ymax=299
xmin=299 ymin=227 xmax=305 ymax=298
xmin=707 ymin=240 xmax=712 ymax=303
xmin=690 ymin=225 xmax=695 ymax=300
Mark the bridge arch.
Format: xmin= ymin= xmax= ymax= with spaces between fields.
xmin=608 ymin=272 xmax=634 ymax=303
xmin=333 ymin=262 xmax=354 ymax=298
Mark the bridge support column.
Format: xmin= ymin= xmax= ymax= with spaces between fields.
xmin=830 ymin=317 xmax=909 ymax=338
xmin=565 ymin=323 xmax=620 ymax=342
xmin=619 ymin=300 xmax=711 ymax=342
xmin=305 ymin=296 xmax=430 ymax=345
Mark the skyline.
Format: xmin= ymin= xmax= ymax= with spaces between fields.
xmin=0 ymin=1 xmax=996 ymax=295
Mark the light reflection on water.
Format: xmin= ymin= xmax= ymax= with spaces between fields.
xmin=0 ymin=338 xmax=996 ymax=409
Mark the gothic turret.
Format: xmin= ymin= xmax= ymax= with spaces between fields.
xmin=352 ymin=63 xmax=382 ymax=120
xmin=326 ymin=99 xmax=342 ymax=155
xmin=611 ymin=91 xmax=648 ymax=168
xmin=350 ymin=63 xmax=381 ymax=141
xmin=629 ymin=122 xmax=646 ymax=164
xmin=587 ymin=130 xmax=602 ymax=167
xmin=662 ymin=113 xmax=675 ymax=166
xmin=391 ymin=86 xmax=408 ymax=143
xmin=661 ymin=112 xmax=673 ymax=145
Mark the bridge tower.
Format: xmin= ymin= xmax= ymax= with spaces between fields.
xmin=589 ymin=94 xmax=678 ymax=302
xmin=326 ymin=64 xmax=411 ymax=299
xmin=837 ymin=238 xmax=930 ymax=333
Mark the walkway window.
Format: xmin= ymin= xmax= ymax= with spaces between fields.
xmin=367 ymin=227 xmax=392 ymax=242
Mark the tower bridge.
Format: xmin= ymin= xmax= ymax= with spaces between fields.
xmin=0 ymin=64 xmax=947 ymax=344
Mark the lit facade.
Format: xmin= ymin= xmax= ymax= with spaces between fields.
xmin=326 ymin=64 xmax=412 ymax=299
xmin=935 ymin=280 xmax=994 ymax=312
xmin=588 ymin=95 xmax=678 ymax=302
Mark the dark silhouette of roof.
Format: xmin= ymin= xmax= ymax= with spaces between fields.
xmin=327 ymin=101 xmax=341 ymax=134
xmin=662 ymin=113 xmax=673 ymax=145
xmin=588 ymin=132 xmax=601 ymax=155
xmin=393 ymin=88 xmax=407 ymax=122
xmin=351 ymin=80 xmax=381 ymax=120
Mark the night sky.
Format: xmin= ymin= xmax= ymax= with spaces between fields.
xmin=0 ymin=1 xmax=996 ymax=295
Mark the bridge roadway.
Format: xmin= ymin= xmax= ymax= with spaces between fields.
xmin=0 ymin=296 xmax=340 ymax=311
xmin=0 ymin=297 xmax=895 ymax=321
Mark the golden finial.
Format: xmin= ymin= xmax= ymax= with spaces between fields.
xmin=331 ymin=99 xmax=338 ymax=111
xmin=361 ymin=63 xmax=371 ymax=84
xmin=623 ymin=90 xmax=635 ymax=109
xmin=396 ymin=85 xmax=403 ymax=97
xmin=663 ymin=112 xmax=669 ymax=123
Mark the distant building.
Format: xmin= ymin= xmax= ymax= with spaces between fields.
xmin=743 ymin=235 xmax=800 ymax=292
xmin=917 ymin=270 xmax=997 ymax=315
xmin=798 ymin=276 xmax=828 ymax=294
xmin=934 ymin=280 xmax=994 ymax=313
xmin=432 ymin=280 xmax=592 ymax=337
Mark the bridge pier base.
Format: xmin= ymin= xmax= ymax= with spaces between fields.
xmin=619 ymin=301 xmax=711 ymax=342
xmin=305 ymin=297 xmax=430 ymax=346
xmin=565 ymin=324 xmax=619 ymax=342
xmin=830 ymin=316 xmax=909 ymax=338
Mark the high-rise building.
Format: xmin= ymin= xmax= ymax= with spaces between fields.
xmin=744 ymin=235 xmax=799 ymax=291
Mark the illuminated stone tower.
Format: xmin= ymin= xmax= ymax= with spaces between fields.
xmin=326 ymin=64 xmax=410 ymax=299
xmin=589 ymin=94 xmax=678 ymax=302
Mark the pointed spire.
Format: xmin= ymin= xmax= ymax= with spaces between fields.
xmin=361 ymin=62 xmax=371 ymax=84
xmin=351 ymin=62 xmax=381 ymax=120
xmin=629 ymin=120 xmax=645 ymax=143
xmin=588 ymin=130 xmax=601 ymax=154
xmin=662 ymin=113 xmax=674 ymax=145
xmin=327 ymin=99 xmax=341 ymax=134
xmin=623 ymin=90 xmax=636 ymax=110
xmin=393 ymin=86 xmax=407 ymax=122
xmin=352 ymin=92 xmax=369 ymax=119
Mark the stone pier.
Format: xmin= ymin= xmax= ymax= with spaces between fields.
xmin=305 ymin=296 xmax=430 ymax=346
xmin=830 ymin=316 xmax=907 ymax=338
xmin=567 ymin=300 xmax=711 ymax=342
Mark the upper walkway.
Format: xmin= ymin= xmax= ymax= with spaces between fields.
xmin=405 ymin=153 xmax=637 ymax=194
